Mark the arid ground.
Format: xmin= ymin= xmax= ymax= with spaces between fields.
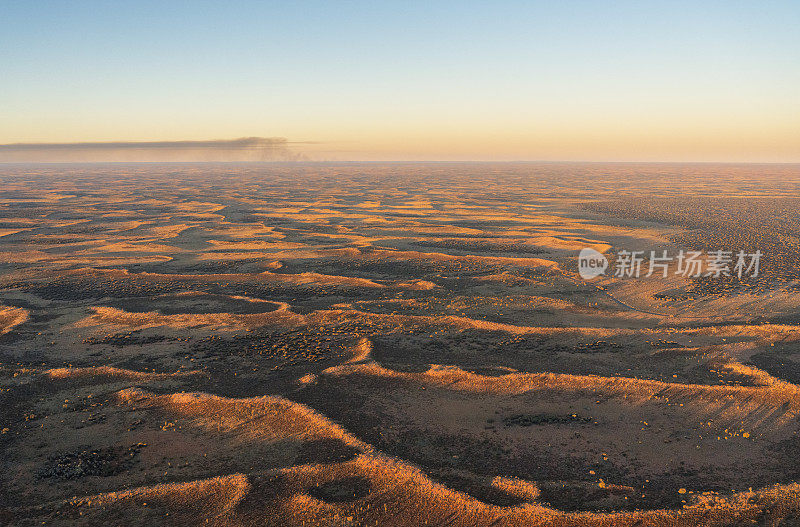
xmin=3 ymin=162 xmax=800 ymax=526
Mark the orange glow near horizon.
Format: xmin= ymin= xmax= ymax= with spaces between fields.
xmin=2 ymin=2 xmax=798 ymax=162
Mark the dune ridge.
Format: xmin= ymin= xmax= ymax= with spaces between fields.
xmin=17 ymin=380 xmax=800 ymax=526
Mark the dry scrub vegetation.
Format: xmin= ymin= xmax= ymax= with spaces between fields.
xmin=2 ymin=163 xmax=800 ymax=525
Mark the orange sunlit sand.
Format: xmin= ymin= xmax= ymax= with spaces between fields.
xmin=2 ymin=1 xmax=800 ymax=525
xmin=2 ymin=163 xmax=800 ymax=525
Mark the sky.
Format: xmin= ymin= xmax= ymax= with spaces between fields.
xmin=1 ymin=1 xmax=799 ymax=162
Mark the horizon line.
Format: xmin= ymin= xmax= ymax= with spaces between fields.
xmin=2 ymin=160 xmax=799 ymax=165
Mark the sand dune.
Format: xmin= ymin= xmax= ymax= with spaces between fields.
xmin=0 ymin=305 xmax=28 ymax=335
xmin=5 ymin=164 xmax=800 ymax=525
xmin=16 ymin=382 xmax=800 ymax=526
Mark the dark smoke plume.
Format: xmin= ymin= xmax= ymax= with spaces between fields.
xmin=0 ymin=137 xmax=309 ymax=162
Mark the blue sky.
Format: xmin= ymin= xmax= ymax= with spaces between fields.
xmin=2 ymin=1 xmax=798 ymax=161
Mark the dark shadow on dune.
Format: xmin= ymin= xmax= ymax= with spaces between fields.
xmin=748 ymin=352 xmax=800 ymax=384
xmin=307 ymin=476 xmax=371 ymax=503
xmin=106 ymin=293 xmax=280 ymax=315
xmin=428 ymin=470 xmax=526 ymax=507
xmin=294 ymin=439 xmax=361 ymax=465
xmin=370 ymin=330 xmax=727 ymax=386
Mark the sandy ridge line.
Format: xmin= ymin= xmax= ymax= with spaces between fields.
xmin=0 ymin=305 xmax=28 ymax=335
xmin=44 ymin=365 xmax=202 ymax=380
xmin=323 ymin=361 xmax=800 ymax=416
xmin=114 ymin=387 xmax=374 ymax=450
xmin=19 ymin=385 xmax=800 ymax=526
xmin=76 ymin=301 xmax=800 ymax=345
xmin=26 ymin=466 xmax=800 ymax=526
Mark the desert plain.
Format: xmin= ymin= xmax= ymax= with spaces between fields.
xmin=2 ymin=162 xmax=800 ymax=526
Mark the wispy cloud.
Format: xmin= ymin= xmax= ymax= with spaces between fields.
xmin=0 ymin=137 xmax=311 ymax=162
